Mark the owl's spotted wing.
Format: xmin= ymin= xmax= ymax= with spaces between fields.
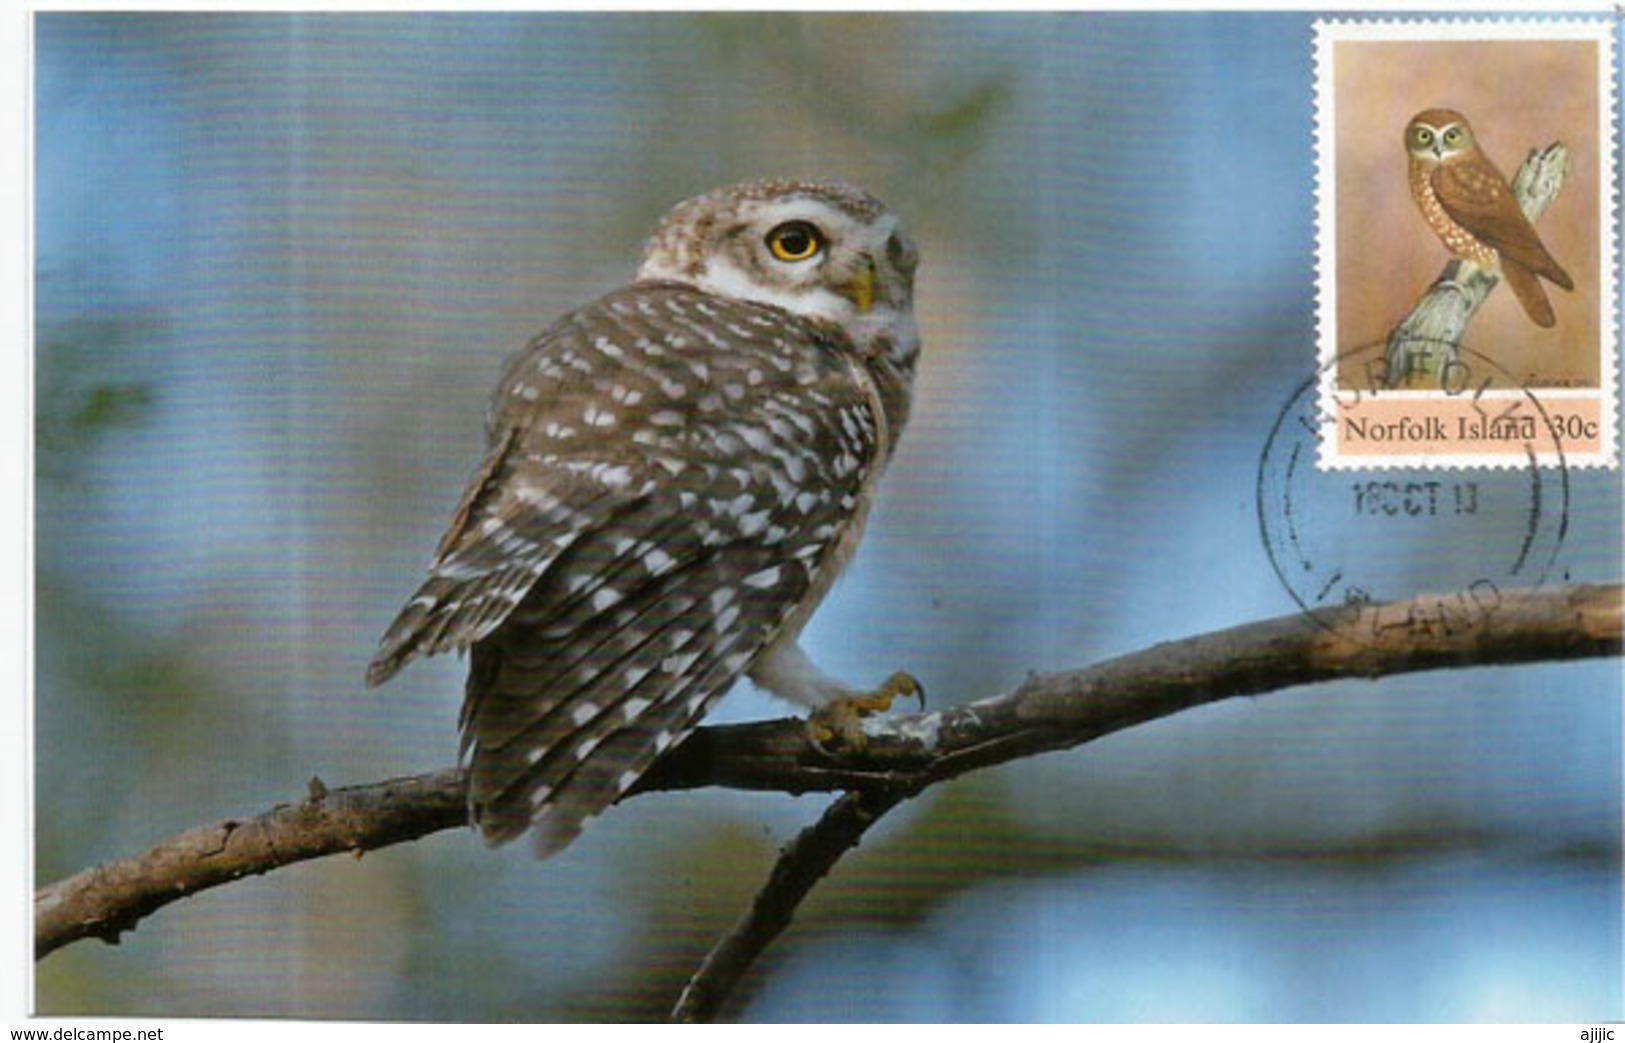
xmin=1431 ymin=160 xmax=1572 ymax=287
xmin=365 ymin=424 xmax=633 ymax=687
xmin=463 ymin=494 xmax=818 ymax=854
xmin=368 ymin=284 xmax=881 ymax=855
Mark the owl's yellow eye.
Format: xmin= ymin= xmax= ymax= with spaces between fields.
xmin=766 ymin=221 xmax=824 ymax=263
xmin=1414 ymin=128 xmax=1434 ymax=147
xmin=1443 ymin=127 xmax=1463 ymax=146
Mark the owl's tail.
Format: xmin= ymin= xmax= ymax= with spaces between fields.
xmin=1501 ymin=260 xmax=1558 ymax=328
xmin=460 ymin=624 xmax=731 ymax=859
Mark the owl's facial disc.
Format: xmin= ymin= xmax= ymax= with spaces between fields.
xmin=639 ymin=186 xmax=914 ymax=321
xmin=1406 ymin=109 xmax=1473 ymax=161
xmin=730 ymin=198 xmax=907 ymax=320
xmin=635 ymin=180 xmax=919 ymax=365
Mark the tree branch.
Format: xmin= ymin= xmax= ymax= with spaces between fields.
xmin=35 ymin=770 xmax=468 ymax=959
xmin=661 ymin=579 xmax=1621 ymax=1019
xmin=670 ymin=786 xmax=910 ymax=1023
xmin=36 ymin=583 xmax=1623 ymax=1007
xmin=1386 ymin=142 xmax=1570 ymax=387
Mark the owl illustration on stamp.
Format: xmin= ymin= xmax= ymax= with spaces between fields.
xmin=1405 ymin=108 xmax=1573 ymax=328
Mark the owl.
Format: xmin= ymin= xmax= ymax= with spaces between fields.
xmin=367 ymin=179 xmax=922 ymax=857
xmin=1405 ymin=108 xmax=1573 ymax=327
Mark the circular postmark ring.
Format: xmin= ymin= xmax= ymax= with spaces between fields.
xmin=1257 ymin=337 xmax=1570 ymax=646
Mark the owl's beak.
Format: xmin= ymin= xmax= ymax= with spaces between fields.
xmin=844 ymin=262 xmax=876 ymax=314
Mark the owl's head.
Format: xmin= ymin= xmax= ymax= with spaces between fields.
xmin=636 ymin=179 xmax=919 ymax=356
xmin=1406 ymin=109 xmax=1477 ymax=164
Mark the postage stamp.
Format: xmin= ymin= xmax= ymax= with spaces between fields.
xmin=1313 ymin=19 xmax=1617 ymax=470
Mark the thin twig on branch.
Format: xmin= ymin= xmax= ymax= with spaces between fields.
xmin=35 ymin=583 xmax=1623 ymax=1013
xmin=1386 ymin=142 xmax=1570 ymax=387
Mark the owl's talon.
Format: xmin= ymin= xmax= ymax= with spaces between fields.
xmin=878 ymin=670 xmax=925 ymax=711
xmin=804 ymin=716 xmax=843 ymax=756
xmin=805 ymin=671 xmax=923 ymax=752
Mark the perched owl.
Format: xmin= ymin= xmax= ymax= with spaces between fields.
xmin=1405 ymin=108 xmax=1573 ymax=327
xmin=367 ymin=179 xmax=922 ymax=857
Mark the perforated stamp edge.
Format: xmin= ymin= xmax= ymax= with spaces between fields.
xmin=1312 ymin=18 xmax=1618 ymax=471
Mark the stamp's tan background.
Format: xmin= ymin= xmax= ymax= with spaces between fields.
xmin=1334 ymin=39 xmax=1601 ymax=388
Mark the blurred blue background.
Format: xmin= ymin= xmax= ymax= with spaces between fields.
xmin=33 ymin=12 xmax=1621 ymax=1022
